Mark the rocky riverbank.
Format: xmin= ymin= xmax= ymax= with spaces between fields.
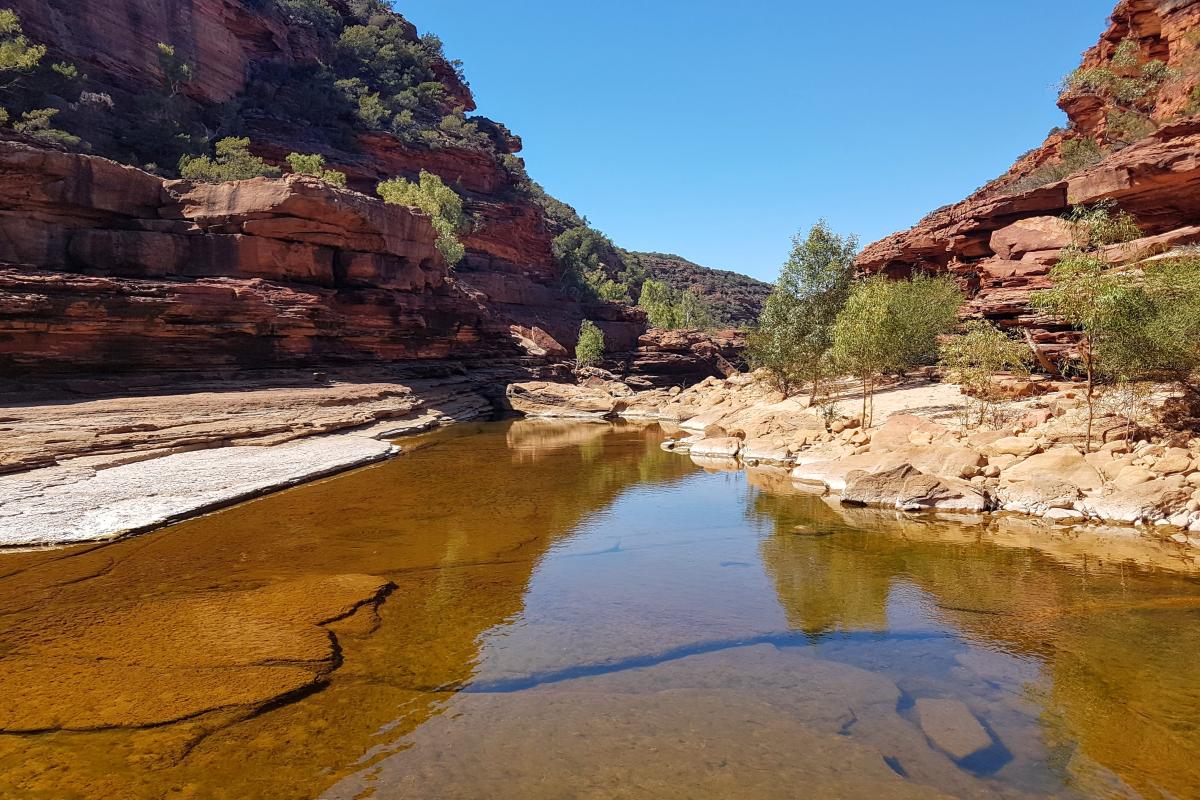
xmin=508 ymin=372 xmax=1200 ymax=547
xmin=0 ymin=369 xmax=500 ymax=547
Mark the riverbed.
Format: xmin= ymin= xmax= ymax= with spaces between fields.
xmin=1 ymin=420 xmax=1198 ymax=798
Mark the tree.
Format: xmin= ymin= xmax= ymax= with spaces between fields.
xmin=575 ymin=320 xmax=605 ymax=368
xmin=377 ymin=170 xmax=467 ymax=266
xmin=552 ymin=226 xmax=638 ymax=303
xmin=747 ymin=221 xmax=858 ymax=396
xmin=637 ymin=279 xmax=715 ymax=330
xmin=939 ymin=320 xmax=1032 ymax=427
xmin=155 ymin=43 xmax=192 ymax=97
xmin=179 ymin=137 xmax=282 ymax=182
xmin=1030 ymin=203 xmax=1146 ymax=450
xmin=0 ymin=9 xmax=46 ymax=89
xmin=831 ymin=274 xmax=962 ymax=427
xmin=286 ymin=152 xmax=347 ymax=187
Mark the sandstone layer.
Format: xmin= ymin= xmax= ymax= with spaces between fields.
xmin=858 ymin=0 xmax=1200 ymax=365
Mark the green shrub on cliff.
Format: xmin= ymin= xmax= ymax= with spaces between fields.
xmin=0 ymin=9 xmax=46 ymax=84
xmin=575 ymin=320 xmax=605 ymax=368
xmin=12 ymin=107 xmax=79 ymax=147
xmin=1064 ymin=201 xmax=1141 ymax=248
xmin=553 ymin=226 xmax=643 ymax=303
xmin=179 ymin=137 xmax=282 ymax=183
xmin=638 ymin=279 xmax=714 ymax=330
xmin=377 ymin=170 xmax=467 ymax=265
xmin=286 ymin=152 xmax=347 ymax=187
xmin=1005 ymin=138 xmax=1105 ymax=194
xmin=276 ymin=0 xmax=342 ymax=34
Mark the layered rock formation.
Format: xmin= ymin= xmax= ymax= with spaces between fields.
xmin=858 ymin=0 xmax=1200 ymax=364
xmin=0 ymin=0 xmax=654 ymax=378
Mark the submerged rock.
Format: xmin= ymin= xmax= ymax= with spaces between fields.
xmin=914 ymin=698 xmax=995 ymax=762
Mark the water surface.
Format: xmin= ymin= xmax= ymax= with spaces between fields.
xmin=1 ymin=420 xmax=1198 ymax=799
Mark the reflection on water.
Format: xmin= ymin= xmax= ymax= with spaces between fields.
xmin=1 ymin=420 xmax=1199 ymax=798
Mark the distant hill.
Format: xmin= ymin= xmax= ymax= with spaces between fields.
xmin=623 ymin=252 xmax=772 ymax=326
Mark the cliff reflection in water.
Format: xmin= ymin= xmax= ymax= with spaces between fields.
xmin=0 ymin=421 xmax=1198 ymax=799
xmin=750 ymin=468 xmax=1200 ymax=798
xmin=0 ymin=420 xmax=690 ymax=800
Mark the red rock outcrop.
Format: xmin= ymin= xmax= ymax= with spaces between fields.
xmin=858 ymin=0 xmax=1200 ymax=364
xmin=0 ymin=142 xmax=643 ymax=375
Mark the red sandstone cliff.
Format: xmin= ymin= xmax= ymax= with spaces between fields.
xmin=0 ymin=0 xmax=654 ymax=377
xmin=858 ymin=0 xmax=1200 ymax=363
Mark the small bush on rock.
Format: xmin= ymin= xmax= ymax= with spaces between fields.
xmin=285 ymin=152 xmax=347 ymax=187
xmin=180 ymin=137 xmax=282 ymax=183
xmin=575 ymin=320 xmax=605 ymax=368
xmin=377 ymin=170 xmax=467 ymax=265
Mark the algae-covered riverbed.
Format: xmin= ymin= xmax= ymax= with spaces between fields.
xmin=1 ymin=420 xmax=1198 ymax=799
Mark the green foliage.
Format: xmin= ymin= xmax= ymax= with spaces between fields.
xmin=831 ymin=274 xmax=962 ymax=426
xmin=1075 ymin=255 xmax=1200 ymax=399
xmin=1060 ymin=38 xmax=1174 ymax=108
xmin=637 ymin=278 xmax=714 ymax=330
xmin=1064 ymin=201 xmax=1142 ymax=249
xmin=179 ymin=137 xmax=281 ymax=183
xmin=575 ymin=320 xmax=605 ymax=368
xmin=155 ymin=43 xmax=192 ymax=95
xmin=1106 ymin=108 xmax=1156 ymax=145
xmin=285 ymin=152 xmax=347 ymax=187
xmin=377 ymin=170 xmax=467 ymax=265
xmin=746 ymin=222 xmax=858 ymax=396
xmin=0 ymin=9 xmax=45 ymax=87
xmin=12 ymin=107 xmax=80 ymax=147
xmin=552 ymin=226 xmax=640 ymax=303
xmin=50 ymin=61 xmax=79 ymax=81
xmin=277 ymin=0 xmax=342 ymax=34
xmin=939 ymin=320 xmax=1032 ymax=427
xmin=1006 ymin=138 xmax=1105 ymax=194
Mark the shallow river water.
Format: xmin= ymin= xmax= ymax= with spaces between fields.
xmin=1 ymin=420 xmax=1199 ymax=799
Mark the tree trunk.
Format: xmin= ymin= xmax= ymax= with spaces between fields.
xmin=1084 ymin=351 xmax=1095 ymax=453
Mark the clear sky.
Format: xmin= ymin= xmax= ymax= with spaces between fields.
xmin=398 ymin=1 xmax=1115 ymax=283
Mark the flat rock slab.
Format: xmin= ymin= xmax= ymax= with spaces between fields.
xmin=914 ymin=698 xmax=994 ymax=762
xmin=0 ymin=435 xmax=397 ymax=547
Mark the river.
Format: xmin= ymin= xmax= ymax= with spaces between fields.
xmin=0 ymin=420 xmax=1198 ymax=799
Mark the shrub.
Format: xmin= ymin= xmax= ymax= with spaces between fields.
xmin=638 ymin=279 xmax=715 ymax=330
xmin=1064 ymin=201 xmax=1141 ymax=249
xmin=552 ymin=226 xmax=639 ymax=303
xmin=0 ymin=9 xmax=46 ymax=85
xmin=277 ymin=0 xmax=343 ymax=34
xmin=285 ymin=152 xmax=347 ymax=186
xmin=831 ymin=274 xmax=962 ymax=426
xmin=1106 ymin=108 xmax=1156 ymax=145
xmin=1059 ymin=38 xmax=1174 ymax=108
xmin=939 ymin=320 xmax=1032 ymax=427
xmin=377 ymin=170 xmax=467 ymax=265
xmin=12 ymin=108 xmax=80 ymax=147
xmin=179 ymin=137 xmax=282 ymax=182
xmin=155 ymin=43 xmax=192 ymax=96
xmin=1005 ymin=138 xmax=1104 ymax=194
xmin=575 ymin=320 xmax=605 ymax=368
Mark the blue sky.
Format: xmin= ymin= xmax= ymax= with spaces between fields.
xmin=399 ymin=1 xmax=1114 ymax=283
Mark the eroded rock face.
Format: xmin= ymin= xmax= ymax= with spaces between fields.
xmin=857 ymin=1 xmax=1200 ymax=365
xmin=0 ymin=143 xmax=645 ymax=375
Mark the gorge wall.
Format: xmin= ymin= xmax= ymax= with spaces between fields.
xmin=857 ymin=0 xmax=1200 ymax=363
xmin=0 ymin=0 xmax=655 ymax=379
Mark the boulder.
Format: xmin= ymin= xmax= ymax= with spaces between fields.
xmin=989 ymin=216 xmax=1074 ymax=260
xmin=1079 ymin=478 xmax=1193 ymax=524
xmin=1154 ymin=448 xmax=1194 ymax=476
xmin=505 ymin=381 xmax=625 ymax=418
xmin=984 ymin=437 xmax=1042 ymax=458
xmin=868 ymin=415 xmax=952 ymax=451
xmin=1000 ymin=448 xmax=1104 ymax=492
xmin=996 ymin=480 xmax=1082 ymax=515
xmin=842 ymin=465 xmax=990 ymax=513
xmin=1113 ymin=466 xmax=1156 ymax=489
xmin=689 ymin=437 xmax=742 ymax=459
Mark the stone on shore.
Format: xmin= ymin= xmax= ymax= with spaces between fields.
xmin=842 ymin=465 xmax=990 ymax=513
xmin=689 ymin=437 xmax=743 ymax=458
xmin=1000 ymin=448 xmax=1104 ymax=492
xmin=1079 ymin=478 xmax=1194 ymax=524
xmin=0 ymin=435 xmax=397 ymax=547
